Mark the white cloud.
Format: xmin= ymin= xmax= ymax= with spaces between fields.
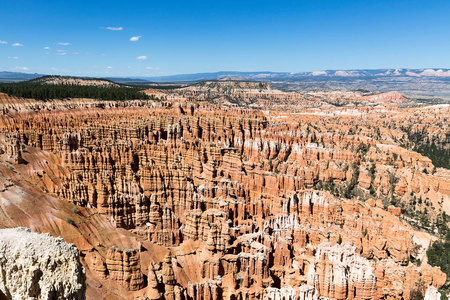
xmin=56 ymin=42 xmax=71 ymax=46
xmin=106 ymin=26 xmax=123 ymax=31
xmin=7 ymin=56 xmax=19 ymax=59
xmin=12 ymin=66 xmax=29 ymax=71
xmin=130 ymin=36 xmax=141 ymax=42
xmin=136 ymin=55 xmax=147 ymax=60
xmin=12 ymin=43 xmax=23 ymax=47
xmin=56 ymin=49 xmax=65 ymax=52
xmin=43 ymin=46 xmax=50 ymax=49
xmin=73 ymin=52 xmax=79 ymax=55
xmin=0 ymin=40 xmax=7 ymax=44
xmin=56 ymin=52 xmax=67 ymax=55
xmin=146 ymin=67 xmax=159 ymax=70
xmin=107 ymin=66 xmax=113 ymax=69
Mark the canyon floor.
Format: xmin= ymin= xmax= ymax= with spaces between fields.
xmin=0 ymin=80 xmax=448 ymax=300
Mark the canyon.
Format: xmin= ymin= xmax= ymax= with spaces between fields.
xmin=0 ymin=81 xmax=448 ymax=300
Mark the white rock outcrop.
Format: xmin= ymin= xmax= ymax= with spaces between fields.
xmin=0 ymin=227 xmax=86 ymax=300
xmin=424 ymin=286 xmax=441 ymax=300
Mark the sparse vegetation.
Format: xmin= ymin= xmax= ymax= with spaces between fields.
xmin=427 ymin=232 xmax=450 ymax=279
xmin=72 ymin=206 xmax=79 ymax=214
xmin=355 ymin=143 xmax=370 ymax=156
xmin=409 ymin=281 xmax=424 ymax=300
xmin=403 ymin=129 xmax=450 ymax=169
xmin=65 ymin=217 xmax=75 ymax=225
xmin=344 ymin=161 xmax=360 ymax=199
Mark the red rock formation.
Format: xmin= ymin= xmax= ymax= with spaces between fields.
xmin=106 ymin=247 xmax=145 ymax=291
xmin=0 ymin=93 xmax=447 ymax=300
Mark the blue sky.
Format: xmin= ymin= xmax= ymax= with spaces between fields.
xmin=0 ymin=0 xmax=449 ymax=77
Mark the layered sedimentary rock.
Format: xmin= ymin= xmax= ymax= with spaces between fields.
xmin=0 ymin=91 xmax=448 ymax=299
xmin=106 ymin=247 xmax=145 ymax=291
xmin=0 ymin=227 xmax=86 ymax=300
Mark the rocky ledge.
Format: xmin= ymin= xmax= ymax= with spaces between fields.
xmin=0 ymin=227 xmax=86 ymax=300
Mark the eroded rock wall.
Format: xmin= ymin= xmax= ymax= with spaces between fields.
xmin=0 ymin=94 xmax=447 ymax=300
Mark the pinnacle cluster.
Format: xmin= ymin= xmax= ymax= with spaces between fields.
xmin=0 ymin=81 xmax=448 ymax=300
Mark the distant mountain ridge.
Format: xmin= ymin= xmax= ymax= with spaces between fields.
xmin=136 ymin=68 xmax=450 ymax=82
xmin=2 ymin=69 xmax=450 ymax=83
xmin=134 ymin=71 xmax=282 ymax=82
xmin=135 ymin=69 xmax=450 ymax=101
xmin=2 ymin=70 xmax=450 ymax=101
xmin=0 ymin=71 xmax=44 ymax=82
